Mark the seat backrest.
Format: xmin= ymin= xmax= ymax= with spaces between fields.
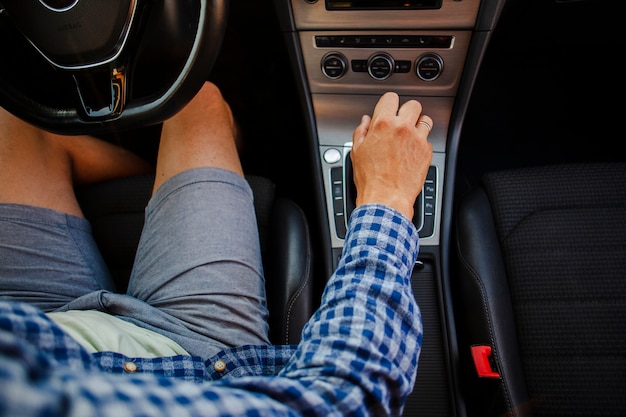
xmin=76 ymin=174 xmax=315 ymax=345
xmin=453 ymin=162 xmax=626 ymax=417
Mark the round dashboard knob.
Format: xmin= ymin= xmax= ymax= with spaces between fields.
xmin=367 ymin=53 xmax=394 ymax=81
xmin=416 ymin=53 xmax=444 ymax=81
xmin=321 ymin=52 xmax=348 ymax=79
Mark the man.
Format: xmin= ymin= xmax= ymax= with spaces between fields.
xmin=0 ymin=82 xmax=433 ymax=416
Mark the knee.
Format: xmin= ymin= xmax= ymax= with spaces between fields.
xmin=193 ymin=81 xmax=229 ymax=111
xmin=198 ymin=81 xmax=224 ymax=100
xmin=174 ymin=81 xmax=236 ymax=130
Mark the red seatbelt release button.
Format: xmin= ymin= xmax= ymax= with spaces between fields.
xmin=471 ymin=345 xmax=500 ymax=378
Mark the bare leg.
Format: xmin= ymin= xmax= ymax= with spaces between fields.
xmin=124 ymin=82 xmax=270 ymax=356
xmin=0 ymin=107 xmax=153 ymax=217
xmin=153 ymin=82 xmax=242 ymax=193
xmin=0 ymin=108 xmax=152 ymax=308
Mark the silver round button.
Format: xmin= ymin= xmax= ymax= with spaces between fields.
xmin=324 ymin=148 xmax=342 ymax=164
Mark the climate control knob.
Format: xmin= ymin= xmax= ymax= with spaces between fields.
xmin=367 ymin=53 xmax=394 ymax=81
xmin=321 ymin=52 xmax=348 ymax=79
xmin=416 ymin=53 xmax=444 ymax=81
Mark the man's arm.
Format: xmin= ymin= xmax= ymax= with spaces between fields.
xmin=225 ymin=92 xmax=432 ymax=415
xmin=275 ymin=204 xmax=422 ymax=415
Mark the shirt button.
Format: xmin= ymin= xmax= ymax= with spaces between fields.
xmin=214 ymin=360 xmax=227 ymax=373
xmin=123 ymin=361 xmax=138 ymax=373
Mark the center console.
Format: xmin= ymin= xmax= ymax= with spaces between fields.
xmin=273 ymin=0 xmax=505 ymax=415
xmin=276 ymin=0 xmax=482 ymax=260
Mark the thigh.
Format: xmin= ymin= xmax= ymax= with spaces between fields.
xmin=0 ymin=108 xmax=152 ymax=217
xmin=0 ymin=108 xmax=83 ymax=217
xmin=0 ymin=204 xmax=115 ymax=312
xmin=127 ymin=168 xmax=270 ymax=348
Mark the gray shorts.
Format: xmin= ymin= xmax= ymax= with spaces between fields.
xmin=0 ymin=168 xmax=270 ymax=358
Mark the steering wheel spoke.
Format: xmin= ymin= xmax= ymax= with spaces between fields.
xmin=72 ymin=64 xmax=127 ymax=120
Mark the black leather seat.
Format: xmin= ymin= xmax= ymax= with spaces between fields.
xmin=76 ymin=174 xmax=315 ymax=345
xmin=453 ymin=162 xmax=626 ymax=417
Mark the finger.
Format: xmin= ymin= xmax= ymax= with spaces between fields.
xmin=397 ymin=99 xmax=423 ymax=125
xmin=352 ymin=115 xmax=371 ymax=147
xmin=371 ymin=92 xmax=400 ymax=121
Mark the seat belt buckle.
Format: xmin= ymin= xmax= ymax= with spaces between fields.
xmin=471 ymin=345 xmax=501 ymax=378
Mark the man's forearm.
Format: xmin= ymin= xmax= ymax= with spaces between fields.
xmin=279 ymin=204 xmax=423 ymax=415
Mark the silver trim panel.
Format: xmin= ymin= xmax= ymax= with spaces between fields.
xmin=290 ymin=0 xmax=481 ymax=30
xmin=300 ymin=30 xmax=471 ymax=97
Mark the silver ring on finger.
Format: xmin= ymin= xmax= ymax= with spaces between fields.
xmin=418 ymin=119 xmax=432 ymax=132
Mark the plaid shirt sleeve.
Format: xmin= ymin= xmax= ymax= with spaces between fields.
xmin=0 ymin=204 xmax=422 ymax=417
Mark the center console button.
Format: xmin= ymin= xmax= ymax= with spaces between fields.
xmin=324 ymin=148 xmax=342 ymax=164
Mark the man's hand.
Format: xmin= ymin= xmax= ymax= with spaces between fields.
xmin=350 ymin=92 xmax=433 ymax=220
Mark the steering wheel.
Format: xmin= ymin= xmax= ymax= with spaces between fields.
xmin=0 ymin=0 xmax=228 ymax=135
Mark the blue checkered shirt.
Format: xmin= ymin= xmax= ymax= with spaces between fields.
xmin=0 ymin=204 xmax=422 ymax=416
